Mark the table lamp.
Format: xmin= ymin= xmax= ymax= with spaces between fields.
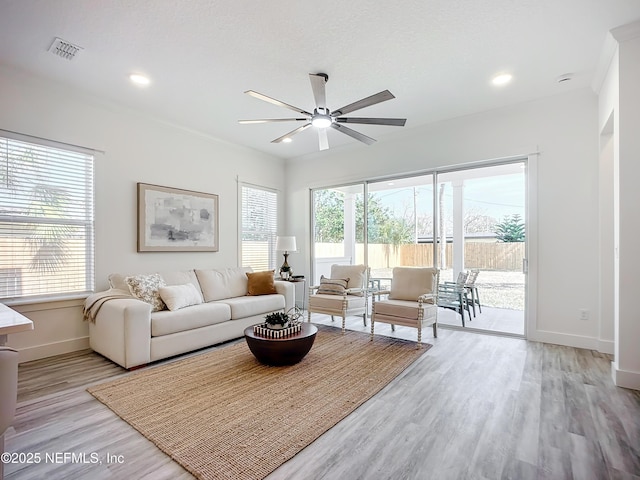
xmin=275 ymin=236 xmax=297 ymax=279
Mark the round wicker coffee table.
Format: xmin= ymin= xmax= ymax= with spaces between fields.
xmin=244 ymin=323 xmax=318 ymax=366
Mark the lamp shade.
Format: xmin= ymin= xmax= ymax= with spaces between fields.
xmin=275 ymin=236 xmax=297 ymax=252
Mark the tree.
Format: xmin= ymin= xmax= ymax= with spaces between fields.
xmin=313 ymin=189 xmax=345 ymax=242
xmin=313 ymin=190 xmax=415 ymax=246
xmin=494 ymin=214 xmax=525 ymax=242
xmin=358 ymin=194 xmax=397 ymax=243
xmin=464 ymin=207 xmax=497 ymax=234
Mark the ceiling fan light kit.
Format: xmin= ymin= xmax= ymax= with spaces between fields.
xmin=239 ymin=73 xmax=406 ymax=151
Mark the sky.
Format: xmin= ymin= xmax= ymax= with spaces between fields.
xmin=375 ymin=172 xmax=525 ymax=222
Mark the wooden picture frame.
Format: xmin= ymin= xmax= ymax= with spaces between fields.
xmin=137 ymin=183 xmax=219 ymax=252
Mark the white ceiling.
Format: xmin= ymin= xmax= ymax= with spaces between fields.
xmin=1 ymin=1 xmax=639 ymax=160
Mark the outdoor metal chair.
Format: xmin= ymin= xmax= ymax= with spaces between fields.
xmin=464 ymin=269 xmax=482 ymax=316
xmin=439 ymin=270 xmax=472 ymax=326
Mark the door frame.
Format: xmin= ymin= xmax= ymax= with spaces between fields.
xmin=308 ymin=153 xmax=538 ymax=339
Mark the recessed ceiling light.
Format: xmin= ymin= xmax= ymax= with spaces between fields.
xmin=556 ymin=73 xmax=573 ymax=83
xmin=129 ymin=73 xmax=150 ymax=87
xmin=492 ymin=73 xmax=512 ymax=86
xmin=282 ymin=138 xmax=292 ymax=143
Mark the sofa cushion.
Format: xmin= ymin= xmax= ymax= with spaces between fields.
xmin=126 ymin=273 xmax=167 ymax=312
xmin=108 ymin=273 xmax=129 ymax=291
xmin=218 ymin=294 xmax=285 ymax=320
xmin=159 ymin=283 xmax=203 ymax=311
xmin=195 ymin=267 xmax=252 ymax=302
xmin=151 ymin=302 xmax=231 ymax=337
xmin=246 ymin=270 xmax=277 ymax=295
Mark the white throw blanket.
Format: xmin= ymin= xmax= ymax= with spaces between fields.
xmin=83 ymin=289 xmax=133 ymax=323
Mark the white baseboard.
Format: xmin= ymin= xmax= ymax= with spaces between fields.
xmin=529 ymin=329 xmax=613 ymax=354
xmin=597 ymin=339 xmax=615 ymax=355
xmin=17 ymin=336 xmax=90 ymax=363
xmin=611 ymin=362 xmax=640 ymax=390
xmin=529 ymin=329 xmax=598 ymax=350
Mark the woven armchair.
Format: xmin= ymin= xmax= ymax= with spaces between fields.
xmin=371 ymin=267 xmax=440 ymax=347
xmin=308 ymin=264 xmax=369 ymax=333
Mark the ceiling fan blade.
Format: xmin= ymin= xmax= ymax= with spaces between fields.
xmin=335 ymin=117 xmax=406 ymax=126
xmin=271 ymin=123 xmax=312 ymax=143
xmin=332 ymin=90 xmax=395 ymax=116
xmin=309 ymin=73 xmax=327 ymax=110
xmin=245 ymin=90 xmax=312 ymax=116
xmin=318 ymin=128 xmax=329 ymax=151
xmin=239 ymin=118 xmax=308 ymax=124
xmin=331 ymin=123 xmax=376 ymax=145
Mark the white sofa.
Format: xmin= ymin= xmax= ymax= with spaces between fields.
xmin=87 ymin=267 xmax=294 ymax=369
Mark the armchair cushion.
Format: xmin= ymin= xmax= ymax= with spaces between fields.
xmin=308 ymin=293 xmax=366 ymax=310
xmin=389 ymin=267 xmax=438 ymax=301
xmin=330 ymin=264 xmax=367 ymax=290
xmin=374 ymin=299 xmax=438 ymax=321
xmin=246 ymin=270 xmax=278 ymax=296
xmin=316 ymin=276 xmax=349 ymax=295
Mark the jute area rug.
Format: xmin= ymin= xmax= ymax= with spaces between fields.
xmin=88 ymin=324 xmax=430 ymax=480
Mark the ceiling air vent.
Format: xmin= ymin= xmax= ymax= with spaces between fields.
xmin=48 ymin=37 xmax=83 ymax=61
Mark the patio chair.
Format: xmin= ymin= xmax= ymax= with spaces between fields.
xmin=465 ymin=269 xmax=482 ymax=316
xmin=370 ymin=267 xmax=440 ymax=347
xmin=307 ymin=264 xmax=369 ymax=333
xmin=438 ymin=270 xmax=471 ymax=326
xmin=0 ymin=346 xmax=19 ymax=480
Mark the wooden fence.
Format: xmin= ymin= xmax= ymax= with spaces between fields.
xmin=315 ymin=242 xmax=525 ymax=271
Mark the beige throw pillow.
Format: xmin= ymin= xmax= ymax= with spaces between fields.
xmin=316 ymin=276 xmax=350 ymax=295
xmin=159 ymin=283 xmax=203 ymax=311
xmin=126 ymin=273 xmax=167 ymax=312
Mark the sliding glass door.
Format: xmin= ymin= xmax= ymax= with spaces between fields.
xmin=436 ymin=162 xmax=526 ymax=335
xmin=311 ymin=184 xmax=365 ymax=285
xmin=310 ymin=159 xmax=528 ymax=338
xmin=366 ymin=175 xmax=435 ymax=290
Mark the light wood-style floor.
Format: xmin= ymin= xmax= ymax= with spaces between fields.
xmin=4 ymin=315 xmax=640 ymax=480
xmin=437 ymin=305 xmax=525 ymax=336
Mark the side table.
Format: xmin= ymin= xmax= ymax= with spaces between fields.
xmin=277 ymin=277 xmax=307 ymax=311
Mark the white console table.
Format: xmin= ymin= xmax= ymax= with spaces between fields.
xmin=0 ymin=303 xmax=34 ymax=346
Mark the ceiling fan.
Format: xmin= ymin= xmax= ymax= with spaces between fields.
xmin=239 ymin=73 xmax=406 ymax=151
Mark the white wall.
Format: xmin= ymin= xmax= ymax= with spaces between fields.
xmin=0 ymin=65 xmax=285 ymax=362
xmin=286 ymin=88 xmax=605 ymax=351
xmin=612 ymin=27 xmax=640 ymax=389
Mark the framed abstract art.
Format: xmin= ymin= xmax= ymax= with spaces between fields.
xmin=137 ymin=183 xmax=219 ymax=252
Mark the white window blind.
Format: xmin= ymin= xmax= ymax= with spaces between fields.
xmin=0 ymin=134 xmax=94 ymax=301
xmin=240 ymin=184 xmax=277 ymax=271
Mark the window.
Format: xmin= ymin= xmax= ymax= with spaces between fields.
xmin=240 ymin=184 xmax=277 ymax=271
xmin=0 ymin=133 xmax=94 ymax=301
